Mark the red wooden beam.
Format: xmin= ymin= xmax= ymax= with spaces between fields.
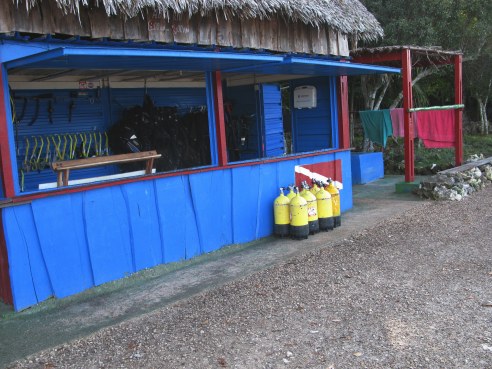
xmin=0 ymin=211 xmax=13 ymax=306
xmin=0 ymin=65 xmax=16 ymax=198
xmin=352 ymin=52 xmax=402 ymax=65
xmin=212 ymin=71 xmax=228 ymax=166
xmin=337 ymin=76 xmax=350 ymax=149
xmin=454 ymin=54 xmax=463 ymax=166
xmin=402 ymin=49 xmax=415 ymax=182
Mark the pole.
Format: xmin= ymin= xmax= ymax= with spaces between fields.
xmin=402 ymin=49 xmax=414 ymax=183
xmin=212 ymin=71 xmax=228 ymax=166
xmin=454 ymin=54 xmax=463 ymax=166
xmin=337 ymin=76 xmax=350 ymax=149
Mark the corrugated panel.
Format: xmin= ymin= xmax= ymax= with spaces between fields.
xmin=2 ymin=150 xmax=353 ymax=310
xmin=260 ymin=84 xmax=284 ymax=157
xmin=292 ymin=77 xmax=333 ymax=153
xmin=12 ymin=88 xmax=114 ymax=192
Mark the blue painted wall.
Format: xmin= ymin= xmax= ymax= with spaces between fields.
xmin=291 ymin=77 xmax=334 ymax=153
xmin=3 ymin=150 xmax=352 ymax=311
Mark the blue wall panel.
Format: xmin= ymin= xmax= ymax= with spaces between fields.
xmin=260 ymin=84 xmax=285 ymax=157
xmin=31 ymin=195 xmax=93 ymax=298
xmin=189 ymin=171 xmax=233 ymax=253
xmin=83 ymin=187 xmax=134 ymax=285
xmin=121 ymin=181 xmax=163 ymax=270
xmin=3 ymin=151 xmax=353 ymax=310
xmin=292 ymin=77 xmax=334 ymax=153
xmin=2 ymin=206 xmax=39 ymax=310
xmin=256 ymin=163 xmax=278 ymax=238
xmin=231 ymin=166 xmax=260 ymax=244
xmin=154 ymin=176 xmax=188 ymax=263
xmin=11 ymin=206 xmax=53 ymax=303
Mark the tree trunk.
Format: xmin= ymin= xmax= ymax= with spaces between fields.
xmin=478 ymin=97 xmax=489 ymax=135
xmin=389 ymin=68 xmax=436 ymax=109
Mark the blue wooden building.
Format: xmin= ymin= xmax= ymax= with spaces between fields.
xmin=0 ymin=0 xmax=398 ymax=310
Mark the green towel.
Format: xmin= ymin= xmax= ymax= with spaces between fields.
xmin=359 ymin=109 xmax=393 ymax=148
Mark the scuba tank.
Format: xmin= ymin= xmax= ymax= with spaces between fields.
xmin=289 ymin=186 xmax=309 ymax=239
xmin=273 ymin=187 xmax=290 ymax=237
xmin=316 ymin=183 xmax=334 ymax=231
xmin=300 ymin=181 xmax=319 ymax=234
xmin=309 ymin=179 xmax=320 ymax=195
xmin=286 ymin=185 xmax=296 ymax=201
xmin=326 ymin=179 xmax=341 ymax=227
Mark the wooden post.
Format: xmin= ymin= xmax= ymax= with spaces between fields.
xmin=0 ymin=65 xmax=16 ymax=198
xmin=337 ymin=76 xmax=350 ymax=149
xmin=212 ymin=71 xmax=228 ymax=166
xmin=454 ymin=54 xmax=463 ymax=166
xmin=402 ymin=49 xmax=415 ymax=183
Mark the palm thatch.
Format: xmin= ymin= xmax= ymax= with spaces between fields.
xmin=14 ymin=0 xmax=383 ymax=41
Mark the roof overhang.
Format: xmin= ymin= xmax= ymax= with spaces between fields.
xmin=5 ymin=47 xmax=400 ymax=77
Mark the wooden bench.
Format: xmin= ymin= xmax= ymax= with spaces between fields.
xmin=51 ymin=150 xmax=162 ymax=187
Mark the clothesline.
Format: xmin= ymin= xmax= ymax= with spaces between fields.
xmin=359 ymin=108 xmax=456 ymax=149
xmin=408 ymin=104 xmax=464 ymax=113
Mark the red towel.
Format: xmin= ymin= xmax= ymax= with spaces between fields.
xmin=390 ymin=108 xmax=418 ymax=138
xmin=416 ymin=110 xmax=455 ymax=148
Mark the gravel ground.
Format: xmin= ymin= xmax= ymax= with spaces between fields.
xmin=8 ymin=186 xmax=492 ymax=369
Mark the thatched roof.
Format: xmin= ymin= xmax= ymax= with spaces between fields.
xmin=15 ymin=0 xmax=384 ymax=41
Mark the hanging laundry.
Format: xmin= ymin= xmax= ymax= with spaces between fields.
xmin=389 ymin=108 xmax=418 ymax=138
xmin=416 ymin=109 xmax=455 ymax=148
xmin=359 ymin=109 xmax=393 ymax=148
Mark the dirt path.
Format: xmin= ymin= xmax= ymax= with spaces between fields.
xmin=8 ymin=186 xmax=492 ymax=369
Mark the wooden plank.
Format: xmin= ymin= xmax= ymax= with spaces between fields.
xmin=89 ymin=6 xmax=111 ymax=38
xmin=109 ymin=16 xmax=125 ymax=40
xmin=338 ymin=32 xmax=350 ymax=57
xmin=124 ymin=14 xmax=150 ymax=41
xmin=230 ymin=16 xmax=242 ymax=47
xmin=198 ymin=17 xmax=216 ymax=45
xmin=147 ymin=11 xmax=174 ymax=42
xmin=52 ymin=151 xmax=160 ymax=170
xmin=216 ymin=13 xmax=234 ymax=47
xmin=232 ymin=166 xmax=260 ymax=244
xmin=241 ymin=18 xmax=260 ymax=49
xmin=328 ymin=29 xmax=339 ymax=56
xmin=311 ymin=26 xmax=329 ymax=55
xmin=259 ymin=20 xmax=274 ymax=51
xmin=0 ymin=1 xmax=14 ymax=32
xmin=172 ymin=14 xmax=195 ymax=44
xmin=439 ymin=157 xmax=492 ymax=174
xmin=277 ymin=17 xmax=294 ymax=52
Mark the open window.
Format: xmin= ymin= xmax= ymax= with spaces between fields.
xmin=9 ymin=71 xmax=213 ymax=192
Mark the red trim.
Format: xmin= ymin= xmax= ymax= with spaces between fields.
xmin=352 ymin=52 xmax=402 ymax=64
xmin=0 ymin=211 xmax=13 ymax=306
xmin=454 ymin=55 xmax=463 ymax=166
xmin=337 ymin=76 xmax=350 ymax=149
xmin=212 ymin=71 xmax=228 ymax=166
xmin=402 ymin=49 xmax=415 ymax=183
xmin=3 ymin=148 xmax=352 ymax=205
xmin=0 ymin=66 xmax=16 ymax=198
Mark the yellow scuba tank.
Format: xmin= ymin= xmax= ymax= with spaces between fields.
xmin=316 ymin=184 xmax=334 ymax=231
xmin=326 ymin=179 xmax=341 ymax=227
xmin=273 ymin=187 xmax=290 ymax=237
xmin=286 ymin=185 xmax=296 ymax=201
xmin=289 ymin=186 xmax=309 ymax=239
xmin=300 ymin=181 xmax=319 ymax=234
xmin=309 ymin=179 xmax=320 ymax=195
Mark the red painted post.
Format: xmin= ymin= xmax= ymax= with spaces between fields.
xmin=454 ymin=54 xmax=463 ymax=166
xmin=402 ymin=49 xmax=415 ymax=182
xmin=0 ymin=65 xmax=16 ymax=198
xmin=212 ymin=71 xmax=228 ymax=166
xmin=337 ymin=76 xmax=350 ymax=149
